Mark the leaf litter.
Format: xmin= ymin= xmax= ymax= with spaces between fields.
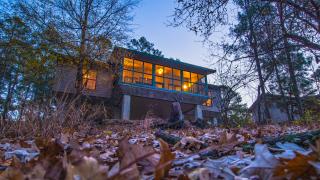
xmin=0 ymin=123 xmax=320 ymax=179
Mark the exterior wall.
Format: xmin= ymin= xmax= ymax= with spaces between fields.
xmin=53 ymin=65 xmax=114 ymax=98
xmin=201 ymin=85 xmax=222 ymax=122
xmin=251 ymin=102 xmax=300 ymax=123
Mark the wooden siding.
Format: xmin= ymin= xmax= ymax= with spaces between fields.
xmin=53 ymin=65 xmax=114 ymax=98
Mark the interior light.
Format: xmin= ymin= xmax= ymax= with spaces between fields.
xmin=183 ymin=84 xmax=188 ymax=90
xmin=157 ymin=68 xmax=163 ymax=75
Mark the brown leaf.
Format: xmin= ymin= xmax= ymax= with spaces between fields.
xmin=188 ymin=168 xmax=211 ymax=180
xmin=66 ymin=156 xmax=107 ymax=180
xmin=219 ymin=131 xmax=237 ymax=145
xmin=154 ymin=139 xmax=175 ymax=180
xmin=115 ymin=137 xmax=155 ymax=180
xmin=273 ymin=152 xmax=318 ymax=179
xmin=0 ymin=167 xmax=24 ymax=180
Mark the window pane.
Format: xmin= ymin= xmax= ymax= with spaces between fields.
xmin=133 ymin=72 xmax=143 ymax=83
xmin=134 ymin=60 xmax=143 ymax=72
xmin=183 ymin=71 xmax=191 ymax=82
xmin=156 ymin=65 xmax=164 ymax=76
xmin=191 ymin=73 xmax=198 ymax=83
xmin=164 ymin=67 xmax=172 ymax=78
xmin=155 ymin=76 xmax=163 ymax=88
xmin=144 ymin=74 xmax=152 ymax=85
xmin=122 ymin=70 xmax=133 ymax=83
xmin=164 ymin=78 xmax=173 ymax=90
xmin=173 ymin=80 xmax=181 ymax=91
xmin=144 ymin=62 xmax=152 ymax=74
xmin=124 ymin=58 xmax=133 ymax=70
xmin=173 ymin=69 xmax=180 ymax=80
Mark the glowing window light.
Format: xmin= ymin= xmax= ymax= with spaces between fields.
xmin=183 ymin=84 xmax=188 ymax=90
xmin=157 ymin=68 xmax=163 ymax=75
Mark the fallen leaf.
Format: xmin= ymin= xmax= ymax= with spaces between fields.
xmin=154 ymin=139 xmax=175 ymax=180
xmin=273 ymin=152 xmax=318 ymax=179
xmin=240 ymin=144 xmax=279 ymax=179
xmin=116 ymin=137 xmax=155 ymax=180
xmin=66 ymin=156 xmax=107 ymax=180
xmin=219 ymin=131 xmax=238 ymax=145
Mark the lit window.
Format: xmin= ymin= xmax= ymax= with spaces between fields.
xmin=144 ymin=62 xmax=152 ymax=74
xmin=183 ymin=71 xmax=191 ymax=82
xmin=155 ymin=76 xmax=164 ymax=88
xmin=144 ymin=74 xmax=152 ymax=85
xmin=122 ymin=58 xmax=153 ymax=86
xmin=121 ymin=57 xmax=207 ymax=95
xmin=203 ymin=99 xmax=213 ymax=106
xmin=156 ymin=65 xmax=164 ymax=75
xmin=173 ymin=80 xmax=181 ymax=91
xmin=133 ymin=72 xmax=143 ymax=84
xmin=164 ymin=78 xmax=173 ymax=90
xmin=191 ymin=73 xmax=198 ymax=83
xmin=82 ymin=69 xmax=97 ymax=90
xmin=183 ymin=83 xmax=188 ymax=91
xmin=124 ymin=58 xmax=133 ymax=70
xmin=122 ymin=70 xmax=133 ymax=83
xmin=134 ymin=60 xmax=143 ymax=72
xmin=164 ymin=67 xmax=172 ymax=78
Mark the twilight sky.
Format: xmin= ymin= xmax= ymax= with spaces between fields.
xmin=131 ymin=0 xmax=212 ymax=68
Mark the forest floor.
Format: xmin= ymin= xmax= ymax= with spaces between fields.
xmin=1 ymin=121 xmax=320 ymax=179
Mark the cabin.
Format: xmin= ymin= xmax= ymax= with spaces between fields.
xmin=53 ymin=47 xmax=222 ymax=122
xmin=250 ymin=94 xmax=320 ymax=123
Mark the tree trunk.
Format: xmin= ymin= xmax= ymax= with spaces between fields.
xmin=244 ymin=0 xmax=270 ymax=123
xmin=75 ymin=1 xmax=91 ymax=96
xmin=2 ymin=72 xmax=18 ymax=120
xmin=274 ymin=62 xmax=293 ymax=121
xmin=277 ymin=2 xmax=304 ymax=116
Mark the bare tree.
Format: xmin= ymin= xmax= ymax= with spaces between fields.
xmin=16 ymin=0 xmax=138 ymax=94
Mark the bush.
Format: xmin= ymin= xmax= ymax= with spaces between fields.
xmin=0 ymin=95 xmax=110 ymax=138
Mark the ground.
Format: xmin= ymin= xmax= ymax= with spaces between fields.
xmin=0 ymin=121 xmax=320 ymax=179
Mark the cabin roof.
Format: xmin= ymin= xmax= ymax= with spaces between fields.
xmin=113 ymin=47 xmax=216 ymax=75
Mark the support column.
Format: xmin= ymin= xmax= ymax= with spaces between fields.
xmin=195 ymin=105 xmax=203 ymax=120
xmin=121 ymin=95 xmax=131 ymax=120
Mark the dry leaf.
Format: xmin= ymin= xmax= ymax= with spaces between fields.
xmin=66 ymin=156 xmax=107 ymax=180
xmin=219 ymin=131 xmax=238 ymax=145
xmin=154 ymin=139 xmax=175 ymax=180
xmin=240 ymin=144 xmax=279 ymax=179
xmin=0 ymin=167 xmax=24 ymax=180
xmin=116 ymin=137 xmax=155 ymax=180
xmin=188 ymin=168 xmax=211 ymax=180
xmin=273 ymin=152 xmax=317 ymax=179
